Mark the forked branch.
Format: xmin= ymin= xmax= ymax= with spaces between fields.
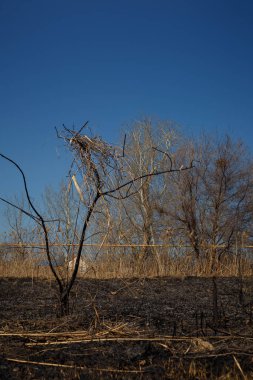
xmin=0 ymin=152 xmax=63 ymax=292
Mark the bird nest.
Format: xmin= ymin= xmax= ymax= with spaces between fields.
xmin=69 ymin=134 xmax=114 ymax=161
xmin=57 ymin=125 xmax=121 ymax=179
xmin=59 ymin=126 xmax=116 ymax=164
xmin=60 ymin=128 xmax=121 ymax=180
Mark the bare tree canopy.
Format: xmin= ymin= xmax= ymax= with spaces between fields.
xmin=158 ymin=134 xmax=253 ymax=271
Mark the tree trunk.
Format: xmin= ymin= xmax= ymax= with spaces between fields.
xmin=60 ymin=289 xmax=70 ymax=316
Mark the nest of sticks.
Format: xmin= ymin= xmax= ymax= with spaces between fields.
xmin=70 ymin=130 xmax=113 ymax=157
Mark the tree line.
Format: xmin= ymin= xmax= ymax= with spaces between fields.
xmin=97 ymin=120 xmax=253 ymax=272
xmin=1 ymin=119 xmax=253 ymax=313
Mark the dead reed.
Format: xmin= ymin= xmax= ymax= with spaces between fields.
xmin=0 ymin=248 xmax=252 ymax=279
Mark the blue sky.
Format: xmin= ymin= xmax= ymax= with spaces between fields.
xmin=0 ymin=0 xmax=253 ymax=231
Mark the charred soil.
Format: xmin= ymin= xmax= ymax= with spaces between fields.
xmin=1 ymin=276 xmax=253 ymax=379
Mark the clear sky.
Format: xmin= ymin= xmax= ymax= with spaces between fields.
xmin=0 ymin=0 xmax=253 ymax=231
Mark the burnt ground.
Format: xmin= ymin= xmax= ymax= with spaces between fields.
xmin=1 ymin=276 xmax=253 ymax=379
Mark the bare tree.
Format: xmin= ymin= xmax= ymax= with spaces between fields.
xmin=160 ymin=134 xmax=253 ymax=271
xmin=0 ymin=122 xmax=193 ymax=314
xmin=107 ymin=119 xmax=180 ymax=274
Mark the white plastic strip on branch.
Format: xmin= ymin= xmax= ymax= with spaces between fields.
xmin=71 ymin=174 xmax=84 ymax=203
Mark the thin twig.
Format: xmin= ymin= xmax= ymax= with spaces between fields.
xmin=233 ymin=355 xmax=247 ymax=380
xmin=5 ymin=358 xmax=146 ymax=374
xmin=0 ymin=197 xmax=40 ymax=223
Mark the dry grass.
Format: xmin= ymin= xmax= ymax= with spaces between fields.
xmin=0 ymin=249 xmax=252 ymax=279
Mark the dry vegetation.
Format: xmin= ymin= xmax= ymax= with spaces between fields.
xmin=1 ymin=250 xmax=253 ymax=379
xmin=1 ymin=247 xmax=253 ymax=279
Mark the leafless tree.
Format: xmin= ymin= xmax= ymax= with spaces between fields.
xmin=105 ymin=119 xmax=181 ymax=274
xmin=160 ymin=134 xmax=253 ymax=271
xmin=0 ymin=122 xmax=193 ymax=314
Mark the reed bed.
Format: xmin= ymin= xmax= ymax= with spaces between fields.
xmin=0 ymin=247 xmax=252 ymax=279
